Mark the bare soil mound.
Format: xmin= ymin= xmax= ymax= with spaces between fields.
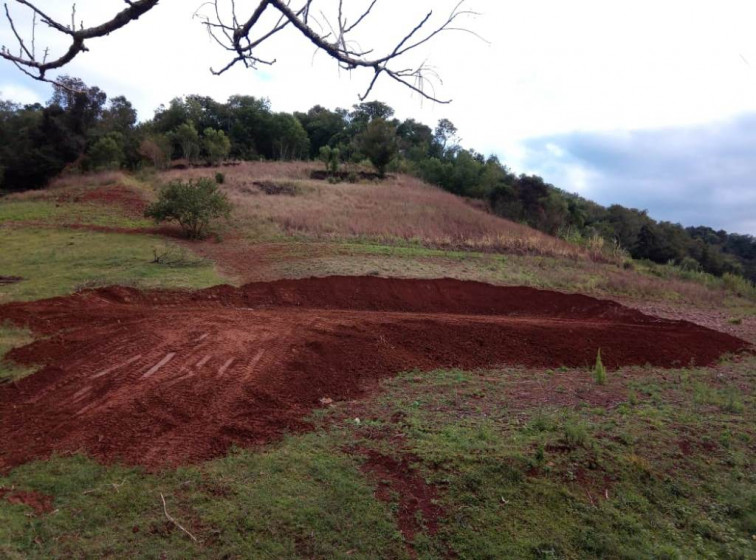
xmin=0 ymin=276 xmax=749 ymax=470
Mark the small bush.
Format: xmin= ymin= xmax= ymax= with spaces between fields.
xmin=594 ymin=348 xmax=607 ymax=385
xmin=145 ymin=178 xmax=232 ymax=239
xmin=563 ymin=419 xmax=590 ymax=448
xmin=215 ymin=172 xmax=225 ymax=184
xmin=319 ymin=146 xmax=340 ymax=176
xmin=722 ymin=386 xmax=744 ymax=414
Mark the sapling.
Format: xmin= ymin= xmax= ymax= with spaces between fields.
xmin=594 ymin=348 xmax=607 ymax=385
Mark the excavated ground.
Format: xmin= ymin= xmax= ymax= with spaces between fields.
xmin=0 ymin=276 xmax=750 ymax=470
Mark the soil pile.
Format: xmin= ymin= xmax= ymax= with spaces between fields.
xmin=0 ymin=276 xmax=749 ymax=470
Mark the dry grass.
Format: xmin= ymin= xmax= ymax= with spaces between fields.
xmin=161 ymin=162 xmax=587 ymax=260
xmin=600 ymin=267 xmax=726 ymax=305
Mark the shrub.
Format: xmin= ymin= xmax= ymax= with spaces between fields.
xmin=215 ymin=171 xmax=225 ymax=184
xmin=594 ymin=348 xmax=607 ymax=385
xmin=144 ymin=178 xmax=232 ymax=239
xmin=319 ymin=146 xmax=340 ymax=176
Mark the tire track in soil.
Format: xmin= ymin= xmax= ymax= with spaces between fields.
xmin=0 ymin=276 xmax=750 ymax=470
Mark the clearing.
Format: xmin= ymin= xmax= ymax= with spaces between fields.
xmin=1 ymin=165 xmax=754 ymax=559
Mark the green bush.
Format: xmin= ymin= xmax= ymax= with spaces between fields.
xmin=319 ymin=146 xmax=340 ymax=176
xmin=144 ymin=178 xmax=231 ymax=239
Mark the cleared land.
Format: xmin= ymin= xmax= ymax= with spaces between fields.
xmin=1 ymin=165 xmax=754 ymax=559
xmin=0 ymin=276 xmax=749 ymax=470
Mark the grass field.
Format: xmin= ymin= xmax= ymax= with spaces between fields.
xmin=0 ymin=228 xmax=224 ymax=304
xmin=1 ymin=358 xmax=753 ymax=559
xmin=1 ymin=166 xmax=754 ymax=559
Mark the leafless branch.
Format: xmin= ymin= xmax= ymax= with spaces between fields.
xmin=2 ymin=0 xmax=480 ymax=103
xmin=1 ymin=0 xmax=159 ymax=86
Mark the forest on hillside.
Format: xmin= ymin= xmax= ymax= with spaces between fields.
xmin=1 ymin=76 xmax=754 ymax=282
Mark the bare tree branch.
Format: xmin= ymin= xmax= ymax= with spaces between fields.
xmin=1 ymin=0 xmax=480 ymax=103
xmin=1 ymin=0 xmax=159 ymax=86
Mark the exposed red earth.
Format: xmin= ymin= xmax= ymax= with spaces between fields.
xmin=0 ymin=276 xmax=750 ymax=470
xmin=0 ymin=487 xmax=54 ymax=515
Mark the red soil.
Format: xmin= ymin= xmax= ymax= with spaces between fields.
xmin=66 ymin=184 xmax=148 ymax=216
xmin=0 ymin=487 xmax=54 ymax=515
xmin=355 ymin=447 xmax=442 ymax=555
xmin=0 ymin=276 xmax=749 ymax=470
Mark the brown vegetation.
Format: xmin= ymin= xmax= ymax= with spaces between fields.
xmin=165 ymin=162 xmax=587 ymax=259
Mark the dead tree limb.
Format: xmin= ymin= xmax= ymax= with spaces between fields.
xmin=2 ymin=0 xmax=480 ymax=102
xmin=1 ymin=0 xmax=159 ymax=87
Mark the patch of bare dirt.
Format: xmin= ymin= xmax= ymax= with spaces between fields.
xmin=78 ymin=185 xmax=148 ymax=216
xmin=0 ymin=487 xmax=53 ymax=515
xmin=253 ymin=181 xmax=299 ymax=196
xmin=0 ymin=277 xmax=749 ymax=471
xmin=353 ymin=447 xmax=442 ymax=555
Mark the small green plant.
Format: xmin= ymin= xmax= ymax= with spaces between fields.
xmin=562 ymin=418 xmax=590 ymax=448
xmin=594 ymin=348 xmax=607 ymax=385
xmin=215 ymin=171 xmax=225 ymax=184
xmin=722 ymin=386 xmax=744 ymax=414
xmin=145 ymin=178 xmax=232 ymax=239
xmin=319 ymin=146 xmax=340 ymax=177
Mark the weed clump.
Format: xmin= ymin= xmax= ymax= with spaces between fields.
xmin=594 ymin=348 xmax=607 ymax=385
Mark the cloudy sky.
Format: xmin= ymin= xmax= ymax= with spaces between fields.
xmin=1 ymin=0 xmax=755 ymax=234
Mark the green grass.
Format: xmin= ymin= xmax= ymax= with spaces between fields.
xmin=2 ymin=357 xmax=753 ymax=559
xmin=0 ymin=200 xmax=151 ymax=229
xmin=0 ymin=322 xmax=36 ymax=383
xmin=0 ymin=440 xmax=406 ymax=559
xmin=265 ymin=241 xmax=756 ymax=310
xmin=0 ymin=228 xmax=226 ymax=303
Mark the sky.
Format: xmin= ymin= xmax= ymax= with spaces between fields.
xmin=1 ymin=0 xmax=755 ymax=234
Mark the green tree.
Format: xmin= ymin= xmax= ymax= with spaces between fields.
xmin=355 ymin=118 xmax=398 ymax=178
xmin=88 ymin=133 xmax=124 ymax=170
xmin=295 ymin=105 xmax=347 ymax=158
xmin=433 ymin=118 xmax=459 ymax=157
xmin=172 ymin=122 xmax=200 ymax=162
xmin=270 ymin=113 xmax=309 ymax=160
xmin=203 ymin=127 xmax=231 ymax=166
xmin=144 ymin=178 xmax=232 ymax=239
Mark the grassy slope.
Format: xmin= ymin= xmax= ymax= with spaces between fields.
xmin=1 ymin=360 xmax=753 ymax=559
xmin=1 ymin=166 xmax=754 ymax=559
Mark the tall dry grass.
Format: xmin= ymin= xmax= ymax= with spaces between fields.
xmin=162 ymin=162 xmax=587 ymax=260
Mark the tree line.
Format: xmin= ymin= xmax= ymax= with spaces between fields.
xmin=1 ymin=76 xmax=753 ymax=282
